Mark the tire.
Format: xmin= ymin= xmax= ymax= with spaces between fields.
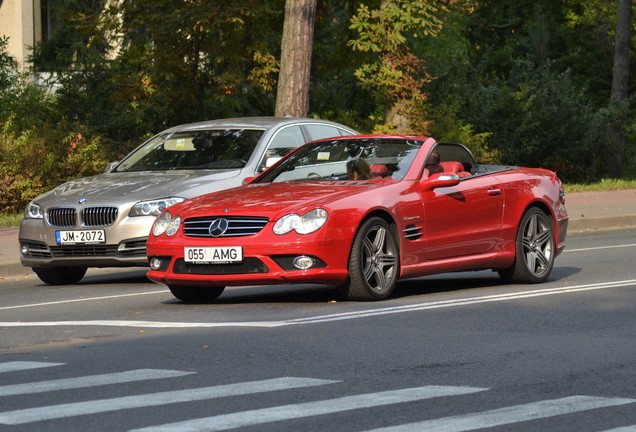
xmin=33 ymin=266 xmax=88 ymax=285
xmin=498 ymin=207 xmax=555 ymax=284
xmin=168 ymin=285 xmax=225 ymax=303
xmin=338 ymin=217 xmax=399 ymax=301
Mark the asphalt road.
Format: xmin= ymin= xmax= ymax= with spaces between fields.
xmin=1 ymin=229 xmax=635 ymax=431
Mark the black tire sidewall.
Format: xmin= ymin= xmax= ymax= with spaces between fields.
xmin=33 ymin=266 xmax=87 ymax=285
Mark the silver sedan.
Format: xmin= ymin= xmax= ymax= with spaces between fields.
xmin=19 ymin=117 xmax=356 ymax=285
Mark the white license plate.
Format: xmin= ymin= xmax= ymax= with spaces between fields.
xmin=56 ymin=230 xmax=106 ymax=245
xmin=184 ymin=246 xmax=243 ymax=264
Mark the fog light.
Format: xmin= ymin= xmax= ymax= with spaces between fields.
xmin=293 ymin=255 xmax=315 ymax=270
xmin=20 ymin=244 xmax=29 ymax=255
xmin=150 ymin=257 xmax=163 ymax=271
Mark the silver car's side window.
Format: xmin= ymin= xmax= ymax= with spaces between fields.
xmin=260 ymin=126 xmax=305 ymax=171
xmin=305 ymin=124 xmax=348 ymax=140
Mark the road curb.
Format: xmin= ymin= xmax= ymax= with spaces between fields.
xmin=567 ymin=216 xmax=636 ymax=234
xmin=0 ymin=263 xmax=30 ymax=278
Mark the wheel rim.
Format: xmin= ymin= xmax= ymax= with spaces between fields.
xmin=521 ymin=213 xmax=553 ymax=277
xmin=361 ymin=226 xmax=398 ymax=294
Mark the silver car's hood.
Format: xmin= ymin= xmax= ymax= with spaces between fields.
xmin=34 ymin=170 xmax=242 ymax=207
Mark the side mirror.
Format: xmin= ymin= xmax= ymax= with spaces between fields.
xmin=104 ymin=161 xmax=119 ymax=173
xmin=422 ymin=173 xmax=460 ymax=191
xmin=257 ymin=156 xmax=284 ymax=173
xmin=266 ymin=156 xmax=283 ymax=168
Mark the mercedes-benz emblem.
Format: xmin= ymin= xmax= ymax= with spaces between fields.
xmin=208 ymin=218 xmax=229 ymax=237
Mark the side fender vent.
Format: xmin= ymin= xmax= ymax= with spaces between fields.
xmin=403 ymin=224 xmax=423 ymax=240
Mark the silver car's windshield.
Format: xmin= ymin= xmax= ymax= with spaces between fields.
xmin=115 ymin=129 xmax=264 ymax=172
xmin=257 ymin=138 xmax=424 ymax=182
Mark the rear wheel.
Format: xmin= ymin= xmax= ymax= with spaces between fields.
xmin=168 ymin=285 xmax=225 ymax=303
xmin=33 ymin=266 xmax=87 ymax=285
xmin=338 ymin=217 xmax=399 ymax=301
xmin=499 ymin=207 xmax=555 ymax=283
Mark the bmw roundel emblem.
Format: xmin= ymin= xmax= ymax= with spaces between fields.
xmin=78 ymin=198 xmax=87 ymax=204
xmin=209 ymin=218 xmax=229 ymax=237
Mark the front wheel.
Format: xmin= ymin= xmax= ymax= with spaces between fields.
xmin=338 ymin=217 xmax=399 ymax=301
xmin=499 ymin=207 xmax=555 ymax=284
xmin=168 ymin=285 xmax=225 ymax=303
xmin=33 ymin=266 xmax=88 ymax=285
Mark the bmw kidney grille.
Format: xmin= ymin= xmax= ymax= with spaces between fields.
xmin=47 ymin=207 xmax=118 ymax=228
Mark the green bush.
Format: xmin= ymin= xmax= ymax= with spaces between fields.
xmin=1 ymin=35 xmax=111 ymax=214
xmin=0 ymin=120 xmax=108 ymax=213
xmin=465 ymin=61 xmax=603 ymax=182
xmin=0 ymin=123 xmax=47 ymax=213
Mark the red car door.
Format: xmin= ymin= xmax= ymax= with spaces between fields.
xmin=422 ymin=175 xmax=505 ymax=260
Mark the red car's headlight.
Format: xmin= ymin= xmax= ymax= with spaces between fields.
xmin=152 ymin=212 xmax=181 ymax=237
xmin=273 ymin=209 xmax=328 ymax=235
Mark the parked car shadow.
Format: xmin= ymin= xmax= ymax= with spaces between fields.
xmin=77 ymin=269 xmax=151 ymax=285
xmin=164 ymin=284 xmax=342 ymax=305
xmin=163 ymin=268 xmax=582 ymax=305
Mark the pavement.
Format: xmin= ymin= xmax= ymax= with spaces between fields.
xmin=1 ymin=189 xmax=635 ymax=278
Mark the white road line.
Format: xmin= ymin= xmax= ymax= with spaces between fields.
xmin=0 ymin=361 xmax=64 ymax=374
xmin=0 ymin=377 xmax=337 ymax=425
xmin=0 ymin=244 xmax=630 ymax=313
xmin=0 ymin=369 xmax=195 ymax=397
xmin=0 ymin=289 xmax=168 ymax=311
xmin=363 ymin=396 xmax=636 ymax=432
xmin=565 ymin=243 xmax=636 ymax=253
xmin=1 ymin=279 xmax=635 ymax=329
xmin=130 ymin=385 xmax=488 ymax=432
xmin=601 ymin=427 xmax=636 ymax=432
xmin=285 ymin=279 xmax=636 ymax=325
xmin=0 ymin=319 xmax=288 ymax=328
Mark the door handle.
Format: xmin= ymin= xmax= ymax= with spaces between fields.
xmin=487 ymin=188 xmax=502 ymax=196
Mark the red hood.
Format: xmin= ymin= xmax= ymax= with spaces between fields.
xmin=172 ymin=181 xmax=386 ymax=219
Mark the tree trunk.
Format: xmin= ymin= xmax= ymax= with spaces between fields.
xmin=275 ymin=0 xmax=317 ymax=118
xmin=605 ymin=0 xmax=632 ymax=178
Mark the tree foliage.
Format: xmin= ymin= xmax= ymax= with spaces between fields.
xmin=425 ymin=0 xmax=635 ymax=181
xmin=348 ymin=0 xmax=443 ymax=133
xmin=0 ymin=37 xmax=18 ymax=96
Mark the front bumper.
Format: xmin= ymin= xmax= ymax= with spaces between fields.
xmin=19 ymin=215 xmax=155 ymax=268
xmin=19 ymin=237 xmax=148 ymax=268
xmin=146 ymin=239 xmax=351 ymax=288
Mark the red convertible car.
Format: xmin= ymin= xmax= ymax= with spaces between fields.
xmin=146 ymin=135 xmax=568 ymax=302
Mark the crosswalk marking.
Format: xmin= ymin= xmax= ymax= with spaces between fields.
xmin=129 ymin=385 xmax=488 ymax=432
xmin=0 ymin=361 xmax=64 ymax=373
xmin=362 ymin=396 xmax=636 ymax=432
xmin=0 ymin=369 xmax=195 ymax=397
xmin=0 ymin=377 xmax=338 ymax=425
xmin=1 ymin=364 xmax=633 ymax=431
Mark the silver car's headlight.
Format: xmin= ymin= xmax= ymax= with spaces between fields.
xmin=274 ymin=209 xmax=328 ymax=235
xmin=152 ymin=212 xmax=181 ymax=237
xmin=130 ymin=197 xmax=185 ymax=217
xmin=25 ymin=202 xmax=43 ymax=219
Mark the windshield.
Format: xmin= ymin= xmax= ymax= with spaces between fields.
xmin=114 ymin=129 xmax=264 ymax=172
xmin=257 ymin=137 xmax=424 ymax=183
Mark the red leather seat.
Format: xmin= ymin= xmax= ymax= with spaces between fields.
xmin=370 ymin=164 xmax=389 ymax=177
xmin=439 ymin=161 xmax=464 ymax=173
xmin=440 ymin=161 xmax=471 ymax=177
